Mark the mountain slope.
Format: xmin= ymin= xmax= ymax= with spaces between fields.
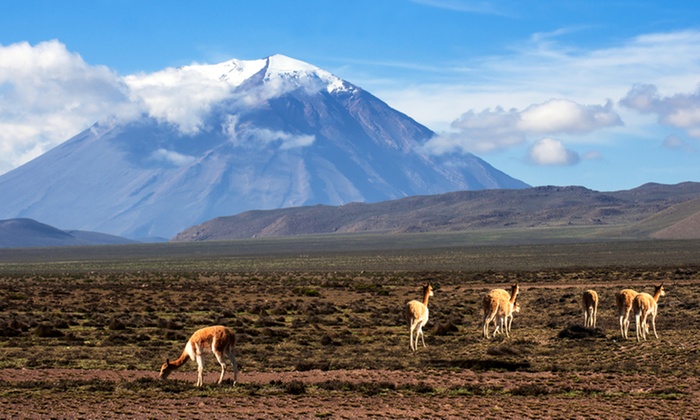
xmin=172 ymin=182 xmax=700 ymax=241
xmin=0 ymin=219 xmax=138 ymax=248
xmin=0 ymin=54 xmax=528 ymax=240
xmin=647 ymin=197 xmax=700 ymax=239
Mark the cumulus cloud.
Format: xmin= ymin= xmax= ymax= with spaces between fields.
xmin=423 ymin=99 xmax=621 ymax=159
xmin=124 ymin=65 xmax=235 ymax=134
xmin=621 ymin=84 xmax=700 ymax=138
xmin=519 ymin=99 xmax=621 ymax=134
xmin=528 ymin=137 xmax=580 ymax=166
xmin=0 ymin=40 xmax=134 ymax=174
xmin=424 ymin=107 xmax=525 ymax=154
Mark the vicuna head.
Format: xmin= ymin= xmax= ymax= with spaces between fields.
xmin=159 ymin=359 xmax=174 ymax=380
xmin=510 ymin=283 xmax=519 ymax=295
xmin=423 ymin=283 xmax=434 ymax=298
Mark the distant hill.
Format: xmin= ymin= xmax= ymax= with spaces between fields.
xmin=172 ymin=182 xmax=700 ymax=242
xmin=0 ymin=219 xmax=139 ymax=248
xmin=647 ymin=197 xmax=700 ymax=239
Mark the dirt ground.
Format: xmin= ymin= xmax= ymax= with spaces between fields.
xmin=1 ymin=267 xmax=699 ymax=419
xmin=1 ymin=367 xmax=698 ymax=419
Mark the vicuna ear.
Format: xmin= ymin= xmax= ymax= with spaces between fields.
xmin=166 ymin=358 xmax=170 ymax=364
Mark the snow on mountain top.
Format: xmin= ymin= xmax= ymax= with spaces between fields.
xmin=266 ymin=54 xmax=319 ymax=74
xmin=192 ymin=54 xmax=353 ymax=93
xmin=122 ymin=54 xmax=355 ymax=134
xmin=211 ymin=59 xmax=267 ymax=86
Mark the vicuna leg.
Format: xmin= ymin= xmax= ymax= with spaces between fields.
xmin=195 ymin=352 xmax=205 ymax=387
xmin=483 ymin=309 xmax=497 ymax=339
xmin=213 ymin=351 xmax=227 ymax=384
xmin=418 ymin=324 xmax=426 ymax=348
xmin=651 ymin=308 xmax=658 ymax=339
xmin=592 ymin=301 xmax=598 ymax=328
xmin=409 ymin=321 xmax=417 ymax=351
xmin=229 ymin=349 xmax=238 ymax=384
xmin=635 ymin=313 xmax=642 ymax=341
xmin=619 ymin=313 xmax=625 ymax=338
xmin=625 ymin=309 xmax=633 ymax=339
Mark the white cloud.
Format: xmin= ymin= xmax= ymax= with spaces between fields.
xmin=225 ymin=117 xmax=315 ymax=150
xmin=0 ymin=40 xmax=133 ymax=174
xmin=621 ymin=84 xmax=700 ymax=138
xmin=519 ymin=99 xmax=621 ymax=134
xmin=151 ymin=148 xmax=197 ymax=166
xmin=243 ymin=127 xmax=315 ymax=150
xmin=423 ymin=107 xmax=525 ymax=154
xmin=423 ymin=99 xmax=620 ymax=156
xmin=124 ymin=65 xmax=234 ymax=134
xmin=374 ymin=30 xmax=700 ymax=134
xmin=528 ymin=138 xmax=580 ymax=166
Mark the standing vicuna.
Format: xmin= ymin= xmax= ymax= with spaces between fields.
xmin=159 ymin=325 xmax=238 ymax=387
xmin=482 ymin=283 xmax=520 ymax=339
xmin=581 ymin=290 xmax=599 ymax=328
xmin=405 ymin=283 xmax=434 ymax=352
xmin=633 ymin=284 xmax=665 ymax=341
xmin=616 ymin=289 xmax=638 ymax=339
xmin=494 ymin=300 xmax=520 ymax=337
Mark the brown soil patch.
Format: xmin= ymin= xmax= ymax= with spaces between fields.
xmin=1 ymin=368 xmax=698 ymax=419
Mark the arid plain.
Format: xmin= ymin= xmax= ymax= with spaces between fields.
xmin=1 ymin=238 xmax=699 ymax=419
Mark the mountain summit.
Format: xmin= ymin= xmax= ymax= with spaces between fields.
xmin=0 ymin=54 xmax=528 ymax=239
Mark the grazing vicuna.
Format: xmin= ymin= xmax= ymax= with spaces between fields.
xmin=159 ymin=325 xmax=238 ymax=387
xmin=405 ymin=283 xmax=434 ymax=352
xmin=633 ymin=284 xmax=665 ymax=341
xmin=581 ymin=290 xmax=599 ymax=328
xmin=616 ymin=289 xmax=638 ymax=339
xmin=482 ymin=283 xmax=519 ymax=339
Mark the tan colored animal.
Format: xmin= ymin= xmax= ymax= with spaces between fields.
xmin=159 ymin=325 xmax=238 ymax=387
xmin=633 ymin=284 xmax=665 ymax=341
xmin=405 ymin=283 xmax=434 ymax=352
xmin=581 ymin=290 xmax=599 ymax=328
xmin=493 ymin=300 xmax=520 ymax=337
xmin=616 ymin=289 xmax=638 ymax=339
xmin=482 ymin=283 xmax=519 ymax=339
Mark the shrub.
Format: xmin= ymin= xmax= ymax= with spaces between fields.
xmin=108 ymin=318 xmax=126 ymax=331
xmin=283 ymin=380 xmax=307 ymax=395
xmin=33 ymin=324 xmax=64 ymax=338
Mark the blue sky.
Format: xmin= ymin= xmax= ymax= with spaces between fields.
xmin=1 ymin=0 xmax=699 ymax=191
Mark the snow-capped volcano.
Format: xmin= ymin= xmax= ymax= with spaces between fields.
xmin=0 ymin=54 xmax=528 ymax=240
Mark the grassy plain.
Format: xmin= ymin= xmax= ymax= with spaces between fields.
xmin=1 ymin=236 xmax=699 ymax=418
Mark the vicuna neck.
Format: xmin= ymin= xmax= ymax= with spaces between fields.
xmin=422 ymin=288 xmax=431 ymax=307
xmin=171 ymin=350 xmax=190 ymax=368
xmin=509 ymin=286 xmax=519 ymax=304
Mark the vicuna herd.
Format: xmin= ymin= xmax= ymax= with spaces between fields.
xmin=159 ymin=282 xmax=667 ymax=386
